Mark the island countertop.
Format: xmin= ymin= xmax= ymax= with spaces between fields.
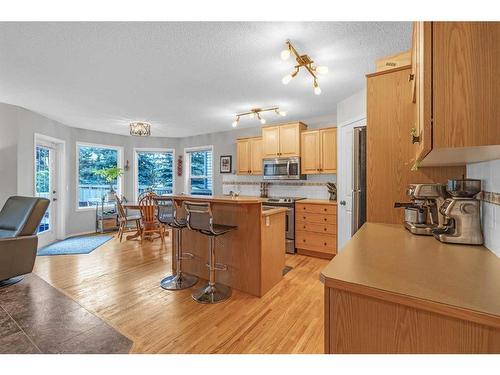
xmin=172 ymin=194 xmax=264 ymax=204
xmin=321 ymin=222 xmax=500 ymax=326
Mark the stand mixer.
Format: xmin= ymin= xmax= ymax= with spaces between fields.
xmin=394 ymin=183 xmax=448 ymax=235
xmin=432 ymin=178 xmax=483 ymax=245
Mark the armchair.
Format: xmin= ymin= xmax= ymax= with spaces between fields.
xmin=0 ymin=196 xmax=50 ymax=287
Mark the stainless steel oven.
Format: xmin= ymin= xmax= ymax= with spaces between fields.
xmin=262 ymin=197 xmax=305 ymax=254
xmin=263 ymin=157 xmax=305 ymax=180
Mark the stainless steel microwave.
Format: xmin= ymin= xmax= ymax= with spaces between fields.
xmin=263 ymin=157 xmax=305 ymax=180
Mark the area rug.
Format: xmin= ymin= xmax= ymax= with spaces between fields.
xmin=37 ymin=234 xmax=113 ymax=256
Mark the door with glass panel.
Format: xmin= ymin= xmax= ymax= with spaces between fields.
xmin=35 ymin=143 xmax=57 ymax=244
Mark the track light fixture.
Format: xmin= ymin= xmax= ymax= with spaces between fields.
xmin=231 ymin=107 xmax=286 ymax=128
xmin=280 ymin=40 xmax=328 ymax=95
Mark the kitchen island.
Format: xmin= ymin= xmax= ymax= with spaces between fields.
xmin=321 ymin=222 xmax=500 ymax=353
xmin=172 ymin=195 xmax=287 ymax=297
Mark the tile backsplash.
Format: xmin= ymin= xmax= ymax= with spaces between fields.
xmin=467 ymin=159 xmax=500 ymax=257
xmin=222 ymin=174 xmax=337 ymax=200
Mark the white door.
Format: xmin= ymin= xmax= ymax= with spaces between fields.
xmin=337 ymin=118 xmax=366 ymax=251
xmin=35 ymin=142 xmax=58 ymax=246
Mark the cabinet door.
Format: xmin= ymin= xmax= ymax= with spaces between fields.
xmin=432 ymin=22 xmax=500 ymax=149
xmin=250 ymin=137 xmax=263 ymax=175
xmin=320 ymin=128 xmax=337 ymax=174
xmin=301 ymin=131 xmax=320 ymax=174
xmin=236 ymin=139 xmax=250 ymax=175
xmin=262 ymin=126 xmax=280 ymax=158
xmin=279 ymin=124 xmax=301 ymax=157
xmin=413 ymin=21 xmax=432 ymax=164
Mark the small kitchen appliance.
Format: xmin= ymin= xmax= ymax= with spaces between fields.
xmin=394 ymin=183 xmax=448 ymax=235
xmin=263 ymin=157 xmax=305 ymax=180
xmin=432 ymin=178 xmax=483 ymax=245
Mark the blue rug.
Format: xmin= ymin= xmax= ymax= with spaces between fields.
xmin=37 ymin=235 xmax=113 ymax=256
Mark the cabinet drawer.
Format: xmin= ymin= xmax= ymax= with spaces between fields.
xmin=296 ymin=203 xmax=336 ymax=215
xmin=296 ymin=212 xmax=336 ymax=224
xmin=296 ymin=231 xmax=336 ymax=254
xmin=296 ymin=222 xmax=336 ymax=235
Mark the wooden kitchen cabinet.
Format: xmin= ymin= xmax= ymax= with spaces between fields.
xmin=412 ymin=21 xmax=500 ymax=167
xmin=300 ymin=127 xmax=337 ymax=174
xmin=236 ymin=136 xmax=262 ymax=175
xmin=261 ymin=122 xmax=307 ymax=158
xmin=366 ymin=66 xmax=465 ymax=224
xmin=296 ymin=200 xmax=337 ymax=259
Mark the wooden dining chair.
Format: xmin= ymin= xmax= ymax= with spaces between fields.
xmin=115 ymin=194 xmax=142 ymax=242
xmin=138 ymin=192 xmax=166 ymax=244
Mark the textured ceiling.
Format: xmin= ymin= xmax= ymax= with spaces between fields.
xmin=0 ymin=22 xmax=411 ymax=137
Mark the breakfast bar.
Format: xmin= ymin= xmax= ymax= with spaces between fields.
xmin=172 ymin=195 xmax=287 ymax=297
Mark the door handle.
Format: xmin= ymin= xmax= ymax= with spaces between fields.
xmin=339 ymin=200 xmax=346 ymax=206
xmin=52 ymin=198 xmax=57 ymax=202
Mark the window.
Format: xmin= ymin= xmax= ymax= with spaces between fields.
xmin=35 ymin=145 xmax=51 ymax=233
xmin=135 ymin=149 xmax=174 ymax=199
xmin=186 ymin=147 xmax=213 ymax=196
xmin=77 ymin=143 xmax=122 ymax=209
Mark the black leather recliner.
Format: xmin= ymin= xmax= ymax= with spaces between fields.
xmin=0 ymin=196 xmax=50 ymax=287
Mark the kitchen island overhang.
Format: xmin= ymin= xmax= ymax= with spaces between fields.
xmin=171 ymin=195 xmax=288 ymax=297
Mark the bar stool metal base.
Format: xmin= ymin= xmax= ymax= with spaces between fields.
xmin=160 ymin=273 xmax=198 ymax=290
xmin=192 ymin=282 xmax=232 ymax=304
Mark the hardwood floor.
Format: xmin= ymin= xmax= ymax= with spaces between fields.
xmin=33 ymin=232 xmax=328 ymax=353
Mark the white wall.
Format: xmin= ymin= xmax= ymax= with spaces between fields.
xmin=337 ymin=88 xmax=366 ymax=125
xmin=466 ymin=159 xmax=500 ymax=257
xmin=0 ymin=103 xmax=18 ymax=205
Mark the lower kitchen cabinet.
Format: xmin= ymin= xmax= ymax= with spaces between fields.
xmin=295 ymin=200 xmax=337 ymax=259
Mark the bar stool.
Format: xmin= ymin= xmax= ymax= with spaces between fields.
xmin=183 ymin=201 xmax=237 ymax=304
xmin=155 ymin=197 xmax=198 ymax=290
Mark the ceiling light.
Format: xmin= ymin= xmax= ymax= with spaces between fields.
xmin=231 ymin=107 xmax=286 ymax=128
xmin=280 ymin=48 xmax=291 ymax=60
xmin=280 ymin=40 xmax=327 ymax=95
xmin=129 ymin=121 xmax=151 ymax=136
xmin=232 ymin=116 xmax=240 ymax=128
xmin=313 ymin=80 xmax=322 ymax=95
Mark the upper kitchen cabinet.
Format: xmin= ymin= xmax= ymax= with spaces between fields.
xmin=301 ymin=127 xmax=337 ymax=174
xmin=412 ymin=21 xmax=500 ymax=167
xmin=236 ymin=136 xmax=263 ymax=175
xmin=262 ymin=122 xmax=307 ymax=158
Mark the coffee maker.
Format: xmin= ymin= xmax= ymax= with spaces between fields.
xmin=432 ymin=179 xmax=483 ymax=245
xmin=394 ymin=183 xmax=448 ymax=235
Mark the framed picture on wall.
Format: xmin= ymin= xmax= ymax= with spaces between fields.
xmin=220 ymin=155 xmax=232 ymax=174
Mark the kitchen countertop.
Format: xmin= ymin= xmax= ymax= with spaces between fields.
xmin=172 ymin=194 xmax=264 ymax=204
xmin=261 ymin=207 xmax=288 ymax=217
xmin=321 ymin=222 xmax=500 ymax=327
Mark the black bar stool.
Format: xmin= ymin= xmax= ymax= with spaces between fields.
xmin=183 ymin=201 xmax=237 ymax=304
xmin=155 ymin=197 xmax=198 ymax=290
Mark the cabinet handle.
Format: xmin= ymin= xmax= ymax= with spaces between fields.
xmin=410 ymin=126 xmax=420 ymax=144
xmin=324 ymin=228 xmax=327 ymax=231
xmin=324 ymin=242 xmax=327 ymax=246
xmin=324 ymin=218 xmax=327 ymax=221
xmin=303 ymin=216 xmax=306 ymax=220
xmin=324 ymin=208 xmax=327 ymax=211
xmin=408 ymin=73 xmax=415 ymax=81
xmin=303 ymin=225 xmax=306 ymax=229
xmin=303 ymin=239 xmax=306 ymax=243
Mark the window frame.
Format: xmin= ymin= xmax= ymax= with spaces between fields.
xmin=75 ymin=141 xmax=124 ymax=211
xmin=184 ymin=145 xmax=214 ymax=196
xmin=133 ymin=147 xmax=176 ymax=202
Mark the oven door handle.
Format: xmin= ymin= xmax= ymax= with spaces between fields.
xmin=286 ymin=160 xmax=290 ymax=177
